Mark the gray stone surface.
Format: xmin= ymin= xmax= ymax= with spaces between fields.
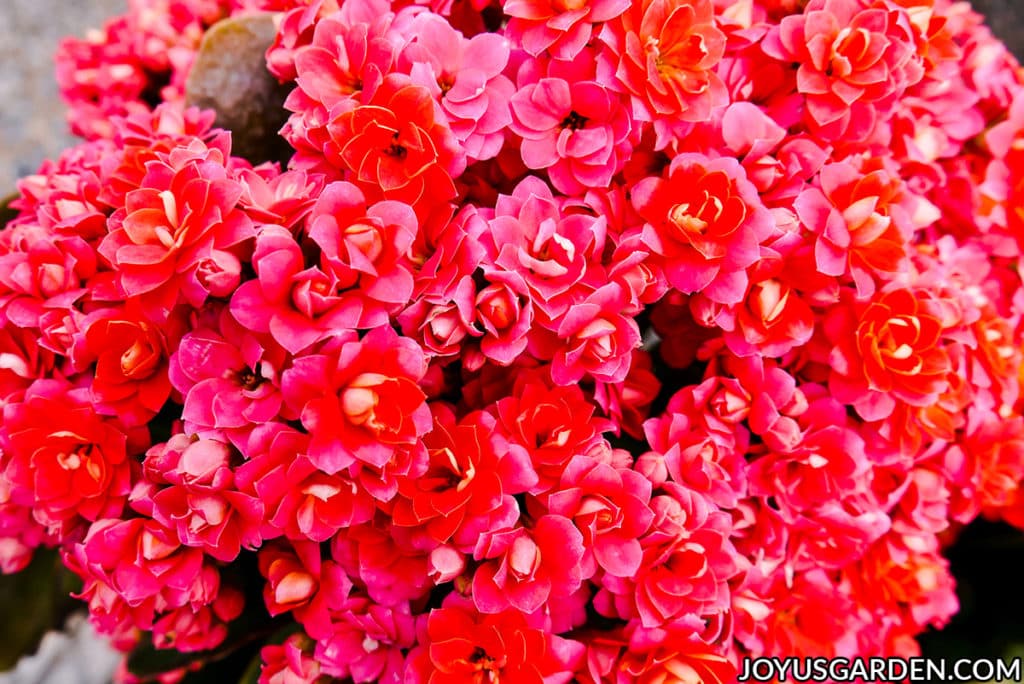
xmin=0 ymin=0 xmax=124 ymax=191
xmin=0 ymin=615 xmax=120 ymax=684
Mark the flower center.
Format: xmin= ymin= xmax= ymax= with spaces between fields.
xmin=340 ymin=373 xmax=389 ymax=432
xmin=384 ymin=132 xmax=408 ymax=160
xmin=669 ymin=203 xmax=709 ymax=235
xmin=468 ymin=646 xmax=500 ymax=681
xmin=344 ymin=222 xmax=385 ymax=263
xmin=120 ymin=333 xmax=160 ymax=379
xmin=560 ymin=110 xmax=588 ymax=130
xmin=237 ymin=367 xmax=264 ymax=391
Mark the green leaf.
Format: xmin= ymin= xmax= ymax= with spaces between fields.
xmin=0 ymin=548 xmax=82 ymax=671
xmin=237 ymin=652 xmax=262 ymax=684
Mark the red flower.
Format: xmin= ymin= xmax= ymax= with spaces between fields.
xmin=632 ymin=153 xmax=775 ymax=305
xmin=77 ymin=301 xmax=175 ymax=427
xmin=2 ymin=380 xmax=137 ymax=532
xmin=493 ymin=371 xmax=612 ymax=493
xmin=325 ymin=74 xmax=466 ymax=212
xmin=406 ymin=604 xmax=584 ymax=684
xmin=98 ymin=139 xmax=255 ymax=322
xmin=392 ymin=405 xmax=536 ymax=552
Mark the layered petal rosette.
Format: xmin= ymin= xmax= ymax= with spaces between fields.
xmin=282 ymin=326 xmax=432 ymax=474
xmin=325 ymin=74 xmax=467 ymax=212
xmin=98 ymin=140 xmax=255 ymax=322
xmin=1 ymin=380 xmax=138 ymax=533
xmin=632 ymin=153 xmax=776 ymax=305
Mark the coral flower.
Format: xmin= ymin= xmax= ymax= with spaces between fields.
xmin=762 ymin=0 xmax=925 ymax=139
xmin=632 ymin=153 xmax=775 ymax=305
xmin=795 ymin=160 xmax=931 ymax=296
xmin=828 ymin=288 xmax=956 ymax=421
xmin=598 ymin=0 xmax=728 ymax=146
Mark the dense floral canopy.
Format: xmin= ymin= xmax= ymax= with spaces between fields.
xmin=3 ymin=0 xmax=1024 ymax=681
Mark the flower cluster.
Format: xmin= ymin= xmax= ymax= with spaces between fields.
xmin=5 ymin=0 xmax=1024 ymax=681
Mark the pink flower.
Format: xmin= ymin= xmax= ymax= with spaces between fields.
xmin=482 ymin=176 xmax=607 ymax=323
xmin=228 ymin=225 xmax=373 ymax=354
xmin=282 ymin=326 xmax=432 ymax=474
xmin=307 ymin=181 xmax=418 ymax=308
xmin=169 ymin=310 xmax=288 ymax=443
xmin=236 ymin=167 xmax=326 ymax=231
xmin=260 ymin=633 xmax=326 ymax=684
xmin=504 ymin=0 xmax=630 ymax=58
xmin=269 ymin=456 xmax=378 ymax=542
xmin=473 ymin=271 xmax=534 ymax=366
xmin=332 ymin=523 xmax=434 ymax=606
xmin=472 ymin=515 xmax=585 ymax=614
xmin=291 ymin=8 xmax=397 ymax=110
xmin=510 ymin=60 xmax=634 ymax=195
xmin=640 ymin=376 xmax=751 ymax=509
xmin=762 ymin=0 xmax=925 ymax=139
xmin=546 ymin=283 xmax=642 ymax=385
xmin=258 ymin=539 xmax=352 ymax=634
xmin=64 ymin=517 xmax=222 ymax=636
xmin=313 ymin=597 xmax=416 ymax=683
xmin=748 ymin=394 xmax=870 ymax=519
xmin=0 ymin=226 xmax=97 ymax=330
xmin=98 ymin=139 xmax=255 ymax=321
xmin=402 ymin=12 xmax=514 ymax=161
xmin=546 ymin=455 xmax=654 ymax=578
xmin=632 ymin=153 xmax=776 ymax=305
xmin=493 ymin=370 xmax=612 ymax=493
xmin=599 ymin=484 xmax=744 ymax=628
xmin=0 ymin=474 xmax=50 ymax=574
xmin=151 ymin=585 xmax=244 ymax=653
xmin=132 ymin=436 xmax=264 ymax=562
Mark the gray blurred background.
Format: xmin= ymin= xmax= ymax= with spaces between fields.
xmin=0 ymin=0 xmax=123 ymax=190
